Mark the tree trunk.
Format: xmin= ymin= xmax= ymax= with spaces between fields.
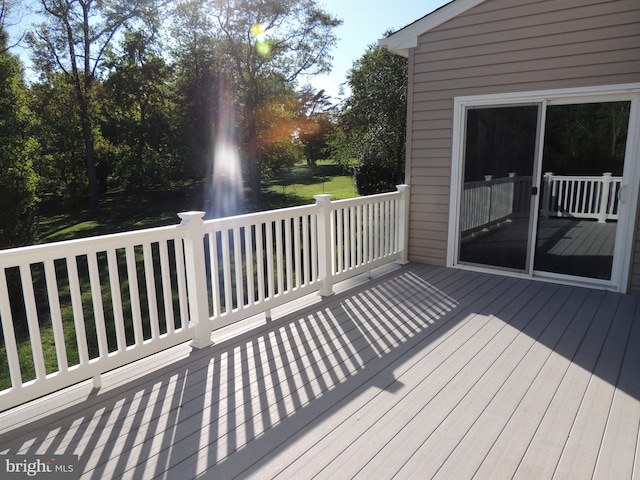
xmin=75 ymin=83 xmax=99 ymax=217
xmin=246 ymin=99 xmax=261 ymax=205
xmin=82 ymin=117 xmax=100 ymax=216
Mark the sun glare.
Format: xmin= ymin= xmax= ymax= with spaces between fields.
xmin=209 ymin=80 xmax=244 ymax=218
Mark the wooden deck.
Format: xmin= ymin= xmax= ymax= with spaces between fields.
xmin=1 ymin=264 xmax=639 ymax=479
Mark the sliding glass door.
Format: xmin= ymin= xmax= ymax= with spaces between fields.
xmin=534 ymin=102 xmax=630 ymax=280
xmin=455 ymin=93 xmax=635 ymax=288
xmin=458 ymin=105 xmax=539 ymax=271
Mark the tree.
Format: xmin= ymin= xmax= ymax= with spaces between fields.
xmin=29 ymin=73 xmax=87 ymax=204
xmin=170 ymin=0 xmax=225 ymax=183
xmin=102 ymin=31 xmax=175 ymax=194
xmin=27 ymin=0 xmax=163 ymax=215
xmin=297 ymin=86 xmax=335 ymax=165
xmin=332 ymin=38 xmax=407 ymax=195
xmin=206 ymin=0 xmax=341 ymax=200
xmin=257 ymin=84 xmax=305 ymax=178
xmin=0 ymin=0 xmax=29 ymax=52
xmin=0 ymin=26 xmax=39 ymax=248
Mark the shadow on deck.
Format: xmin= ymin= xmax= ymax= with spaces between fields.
xmin=1 ymin=264 xmax=639 ymax=479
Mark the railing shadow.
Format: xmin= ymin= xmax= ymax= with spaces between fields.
xmin=0 ymin=265 xmax=466 ymax=477
xmin=0 ymin=263 xmax=638 ymax=478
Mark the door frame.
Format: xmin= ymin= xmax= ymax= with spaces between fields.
xmin=447 ymin=83 xmax=640 ymax=293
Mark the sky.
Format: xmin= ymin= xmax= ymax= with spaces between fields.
xmin=5 ymin=0 xmax=451 ymax=100
xmin=308 ymin=0 xmax=451 ymax=103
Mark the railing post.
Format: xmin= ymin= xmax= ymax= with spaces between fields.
xmin=542 ymin=172 xmax=554 ymax=218
xmin=178 ymin=211 xmax=212 ymax=349
xmin=507 ymin=173 xmax=516 ymax=216
xmin=598 ymin=172 xmax=613 ymax=223
xmin=484 ymin=175 xmax=493 ymax=226
xmin=314 ymin=194 xmax=334 ymax=297
xmin=397 ymin=185 xmax=410 ymax=265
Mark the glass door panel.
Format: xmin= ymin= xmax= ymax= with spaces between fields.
xmin=534 ymin=102 xmax=631 ymax=280
xmin=458 ymin=105 xmax=539 ymax=271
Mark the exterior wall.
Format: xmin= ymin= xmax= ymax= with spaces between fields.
xmin=406 ymin=0 xmax=640 ymax=278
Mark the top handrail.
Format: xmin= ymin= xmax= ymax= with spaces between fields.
xmin=0 ymin=223 xmax=186 ymax=267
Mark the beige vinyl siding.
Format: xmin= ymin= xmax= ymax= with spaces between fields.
xmin=406 ymin=0 xmax=640 ymax=273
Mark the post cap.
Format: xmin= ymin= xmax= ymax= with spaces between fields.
xmin=178 ymin=211 xmax=206 ymax=225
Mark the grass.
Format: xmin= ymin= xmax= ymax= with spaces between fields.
xmin=34 ymin=160 xmax=357 ymax=244
xmin=265 ymin=160 xmax=357 ymax=207
xmin=36 ymin=184 xmax=204 ymax=243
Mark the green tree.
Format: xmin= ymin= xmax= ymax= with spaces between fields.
xmin=332 ymin=38 xmax=407 ymax=195
xmin=29 ymin=74 xmax=87 ymax=204
xmin=206 ymin=0 xmax=341 ymax=200
xmin=0 ymin=26 xmax=39 ymax=248
xmin=27 ymin=0 xmax=163 ymax=215
xmin=102 ymin=31 xmax=175 ymax=194
xmin=258 ymin=85 xmax=336 ymax=177
xmin=257 ymin=85 xmax=305 ymax=178
xmin=297 ymin=87 xmax=335 ymax=165
xmin=170 ymin=0 xmax=226 ymax=184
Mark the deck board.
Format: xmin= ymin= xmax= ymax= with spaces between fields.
xmin=1 ymin=264 xmax=639 ymax=479
xmin=422 ymin=285 xmax=592 ymax=480
xmin=471 ymin=287 xmax=607 ymax=479
xmin=243 ymin=272 xmax=508 ymax=480
xmin=345 ymin=282 xmax=555 ymax=480
xmin=274 ymin=275 xmax=521 ymax=479
xmin=392 ymin=284 xmax=584 ymax=479
xmin=592 ymin=299 xmax=640 ymax=479
xmin=512 ymin=292 xmax=623 ymax=479
xmin=553 ymin=294 xmax=638 ymax=479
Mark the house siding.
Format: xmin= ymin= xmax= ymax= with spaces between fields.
xmin=406 ymin=0 xmax=640 ymax=287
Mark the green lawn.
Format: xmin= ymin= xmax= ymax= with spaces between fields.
xmin=35 ymin=161 xmax=357 ymax=244
xmin=36 ymin=186 xmax=203 ymax=243
xmin=263 ymin=160 xmax=357 ymax=207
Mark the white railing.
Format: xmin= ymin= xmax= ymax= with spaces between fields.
xmin=460 ymin=174 xmax=532 ymax=234
xmin=541 ymin=172 xmax=621 ymax=222
xmin=0 ymin=186 xmax=409 ymax=411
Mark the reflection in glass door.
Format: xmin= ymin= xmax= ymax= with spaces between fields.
xmin=456 ymin=99 xmax=633 ymax=284
xmin=534 ymin=102 xmax=630 ymax=280
xmin=458 ymin=105 xmax=539 ymax=271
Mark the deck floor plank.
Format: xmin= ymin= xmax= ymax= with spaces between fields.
xmin=421 ymin=286 xmax=592 ymax=480
xmin=338 ymin=281 xmax=557 ymax=480
xmin=373 ymin=282 xmax=580 ymax=480
xmin=592 ymin=296 xmax=640 ymax=479
xmin=554 ymin=294 xmax=639 ymax=479
xmin=234 ymin=269 xmax=496 ymax=479
xmin=512 ymin=292 xmax=623 ymax=479
xmin=1 ymin=264 xmax=639 ymax=480
xmin=466 ymin=287 xmax=608 ymax=480
xmin=297 ymin=280 xmax=538 ymax=480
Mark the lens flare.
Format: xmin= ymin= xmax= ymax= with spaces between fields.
xmin=207 ymin=78 xmax=244 ymax=218
xmin=250 ymin=22 xmax=272 ymax=58
xmin=250 ymin=23 xmax=266 ymax=42
xmin=256 ymin=41 xmax=271 ymax=57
